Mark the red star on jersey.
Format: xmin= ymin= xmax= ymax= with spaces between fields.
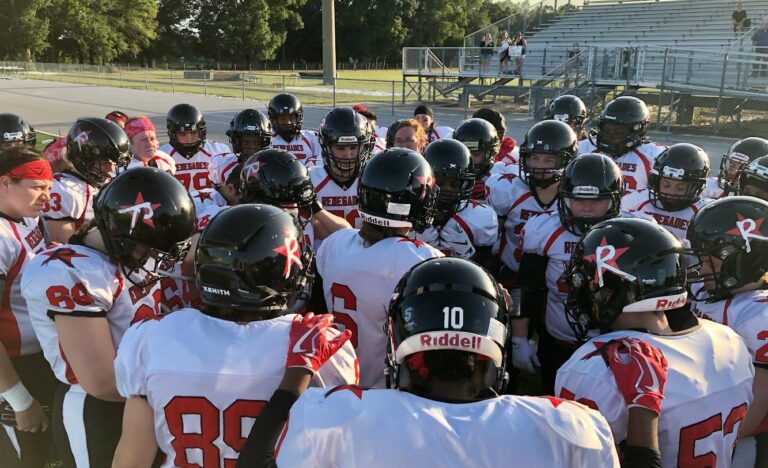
xmin=196 ymin=191 xmax=213 ymax=203
xmin=583 ymin=236 xmax=635 ymax=287
xmin=41 ymin=248 xmax=88 ymax=268
xmin=119 ymin=193 xmax=161 ymax=233
xmin=398 ymin=238 xmax=427 ymax=247
xmin=273 ymin=231 xmax=303 ymax=278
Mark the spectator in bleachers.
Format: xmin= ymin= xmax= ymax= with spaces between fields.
xmin=499 ymin=30 xmax=511 ymax=74
xmin=480 ymin=33 xmax=494 ymax=75
xmin=732 ymin=3 xmax=749 ymax=33
xmin=509 ymin=32 xmax=527 ymax=76
xmin=753 ymin=20 xmax=768 ymax=77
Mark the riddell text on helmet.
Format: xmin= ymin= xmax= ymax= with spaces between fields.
xmin=420 ymin=333 xmax=482 ymax=350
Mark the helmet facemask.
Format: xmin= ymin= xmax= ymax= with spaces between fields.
xmin=597 ymin=120 xmax=647 ymax=157
xmin=519 ymin=150 xmax=568 ymax=190
xmin=558 ymin=188 xmax=619 ymax=235
xmin=718 ymin=152 xmax=751 ymax=192
xmin=649 ymin=171 xmax=704 ymax=212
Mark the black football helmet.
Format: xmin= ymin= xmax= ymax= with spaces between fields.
xmin=565 ymin=218 xmax=686 ymax=341
xmin=358 ymin=148 xmax=439 ymax=233
xmin=472 ymin=108 xmax=507 ymax=138
xmin=318 ymin=107 xmax=373 ymax=187
xmin=226 ymin=109 xmax=272 ymax=161
xmin=166 ymin=104 xmax=206 ymax=158
xmin=386 ymin=257 xmax=509 ymax=392
xmin=545 ymin=95 xmax=587 ymax=135
xmin=93 ymin=167 xmax=195 ymax=285
xmin=685 ymin=196 xmax=768 ymax=302
xmin=519 ymin=120 xmax=578 ymax=189
xmin=738 ymin=155 xmax=768 ymax=201
xmin=558 ymin=153 xmax=623 ymax=235
xmin=718 ymin=137 xmax=768 ymax=193
xmin=385 ymin=120 xmax=403 ymax=149
xmin=268 ymin=93 xmax=303 ymax=141
xmin=67 ymin=117 xmax=131 ymax=188
xmin=0 ymin=113 xmax=36 ymax=149
xmin=423 ymin=139 xmax=475 ymax=223
xmin=596 ymin=96 xmax=650 ymax=157
xmin=239 ymin=149 xmax=315 ymax=215
xmin=195 ymin=204 xmax=313 ymax=320
xmin=452 ymin=118 xmax=500 ymax=178
xmin=649 ymin=143 xmax=709 ymax=212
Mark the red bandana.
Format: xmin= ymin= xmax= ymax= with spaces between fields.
xmin=5 ymin=160 xmax=53 ymax=181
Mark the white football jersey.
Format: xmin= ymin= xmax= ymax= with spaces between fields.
xmin=621 ymin=189 xmax=711 ymax=241
xmin=277 ymin=386 xmax=619 ymax=467
xmin=309 ymin=166 xmax=361 ymax=229
xmin=556 ymin=321 xmax=754 ymax=468
xmin=159 ymin=140 xmax=233 ymax=197
xmin=0 ymin=217 xmax=46 ymax=357
xmin=691 ymin=290 xmax=768 ymax=368
xmin=520 ymin=212 xmax=582 ymax=341
xmin=41 ymin=172 xmax=97 ymax=233
xmin=316 ymin=229 xmax=443 ymax=387
xmin=125 ymin=150 xmax=176 ymax=174
xmin=487 ymin=174 xmax=556 ymax=271
xmin=428 ymin=125 xmax=454 ymax=142
xmin=114 ymin=309 xmax=358 ymax=468
xmin=192 ymin=189 xmax=230 ymax=232
xmin=702 ymin=177 xmax=725 ymax=199
xmin=490 ymin=160 xmax=519 ymax=176
xmin=207 ymin=152 xmax=240 ymax=186
xmin=415 ymin=200 xmax=498 ymax=258
xmin=21 ymin=244 xmax=164 ymax=385
xmin=579 ymin=137 xmax=666 ymax=192
xmin=270 ymin=131 xmax=322 ymax=169
xmin=495 ymin=136 xmax=519 ymax=166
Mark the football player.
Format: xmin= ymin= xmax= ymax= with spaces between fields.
xmin=112 ymin=204 xmax=357 ymax=468
xmin=487 ymin=120 xmax=578 ymax=291
xmin=738 ymin=154 xmax=768 ymax=201
xmin=385 ymin=119 xmax=404 ymax=149
xmin=21 ymin=168 xmax=195 ymax=468
xmin=352 ymin=104 xmax=387 ymax=152
xmin=104 ymin=110 xmax=129 ymax=128
xmin=0 ymin=113 xmax=36 ymax=151
xmin=710 ymin=137 xmax=768 ymax=198
xmin=237 ymin=257 xmax=620 ymax=467
xmin=687 ymin=197 xmax=768 ymax=446
xmin=579 ymin=96 xmax=666 ymax=192
xmin=225 ymin=108 xmax=272 ymax=163
xmin=417 ymin=138 xmax=498 ymax=269
xmin=123 ymin=117 xmax=176 ymax=173
xmin=515 ymin=153 xmax=624 ymax=394
xmin=0 ymin=147 xmax=56 ymax=467
xmin=557 ymin=218 xmax=754 ymax=467
xmin=452 ymin=118 xmax=501 ymax=200
xmin=315 ymin=148 xmax=443 ymax=387
xmin=393 ymin=119 xmax=428 ymax=154
xmin=267 ymin=93 xmax=322 ymax=168
xmin=545 ymin=94 xmax=588 ymax=140
xmin=622 ymin=143 xmax=711 ymax=241
xmin=159 ymin=103 xmax=233 ymax=196
xmin=41 ymin=118 xmax=131 ymax=244
xmin=413 ymin=105 xmax=453 ymax=142
xmin=472 ymin=107 xmax=518 ymax=167
xmin=310 ymin=107 xmax=373 ymax=230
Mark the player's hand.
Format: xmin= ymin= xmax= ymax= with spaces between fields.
xmin=510 ymin=336 xmax=540 ymax=373
xmin=15 ymin=400 xmax=49 ymax=433
xmin=604 ymin=338 xmax=668 ymax=415
xmin=286 ymin=313 xmax=352 ymax=375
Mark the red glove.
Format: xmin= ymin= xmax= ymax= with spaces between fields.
xmin=604 ymin=338 xmax=668 ymax=415
xmin=285 ymin=313 xmax=352 ymax=375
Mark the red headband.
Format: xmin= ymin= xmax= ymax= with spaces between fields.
xmin=4 ymin=160 xmax=53 ymax=181
xmin=124 ymin=116 xmax=156 ymax=140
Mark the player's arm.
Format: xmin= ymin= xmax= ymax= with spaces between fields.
xmin=55 ymin=315 xmax=123 ymax=401
xmin=0 ymin=336 xmax=48 ymax=432
xmin=238 ymin=314 xmax=351 ymax=468
xmin=509 ymin=252 xmax=548 ymax=372
xmin=623 ymin=408 xmax=662 ymax=468
xmin=45 ymin=219 xmax=77 ymax=244
xmin=111 ymin=396 xmax=158 ymax=468
xmin=310 ymin=209 xmax=351 ymax=241
xmin=740 ymin=366 xmax=768 ymax=436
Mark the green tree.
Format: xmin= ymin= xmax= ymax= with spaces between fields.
xmin=0 ymin=0 xmax=51 ymax=60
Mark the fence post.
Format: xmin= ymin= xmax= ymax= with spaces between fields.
xmin=170 ymin=69 xmax=174 ymax=93
xmin=203 ymin=70 xmax=208 ymax=96
xmin=391 ymin=80 xmax=396 ymax=116
xmin=713 ymin=53 xmax=729 ymax=134
xmin=241 ymin=74 xmax=245 ymax=100
xmin=332 ymin=78 xmax=337 ymax=107
xmin=401 ymin=78 xmax=406 ymax=104
xmin=282 ymin=75 xmax=286 ymax=93
xmin=97 ymin=65 xmax=101 ymax=87
xmin=41 ymin=62 xmax=45 ymax=78
xmin=656 ymin=48 xmax=669 ymax=129
xmin=144 ymin=67 xmax=148 ymax=91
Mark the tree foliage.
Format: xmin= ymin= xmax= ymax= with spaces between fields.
xmin=0 ymin=0 xmax=51 ymax=60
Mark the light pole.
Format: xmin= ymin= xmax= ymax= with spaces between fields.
xmin=322 ymin=0 xmax=336 ymax=85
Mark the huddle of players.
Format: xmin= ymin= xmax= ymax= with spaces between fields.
xmin=0 ymin=90 xmax=767 ymax=467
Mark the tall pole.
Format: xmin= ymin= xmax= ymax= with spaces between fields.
xmin=322 ymin=0 xmax=336 ymax=85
